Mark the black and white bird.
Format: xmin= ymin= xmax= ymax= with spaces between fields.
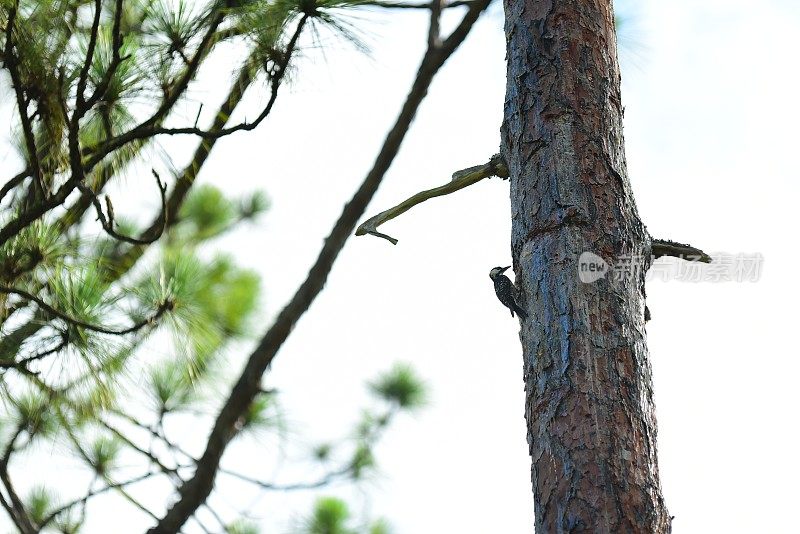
xmin=489 ymin=266 xmax=527 ymax=319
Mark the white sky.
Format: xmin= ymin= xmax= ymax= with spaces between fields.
xmin=4 ymin=0 xmax=800 ymax=532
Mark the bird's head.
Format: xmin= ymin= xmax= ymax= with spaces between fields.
xmin=489 ymin=266 xmax=511 ymax=280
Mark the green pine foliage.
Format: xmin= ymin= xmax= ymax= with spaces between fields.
xmin=88 ymin=435 xmax=123 ymax=475
xmin=306 ymin=497 xmax=356 ymax=534
xmin=369 ymin=362 xmax=427 ymax=410
xmin=299 ymin=497 xmax=393 ymax=534
xmin=24 ymin=486 xmax=58 ymax=528
xmin=0 ymin=0 xmax=429 ymax=531
xmin=227 ymin=519 xmax=262 ymax=534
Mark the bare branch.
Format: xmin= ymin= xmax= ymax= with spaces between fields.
xmin=356 ymin=153 xmax=507 ymax=244
xmin=110 ymin=411 xmax=196 ymax=461
xmin=65 ymin=425 xmax=161 ymax=522
xmin=651 ymin=238 xmax=712 ymax=263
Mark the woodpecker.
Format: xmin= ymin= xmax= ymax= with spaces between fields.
xmin=489 ymin=266 xmax=527 ymax=319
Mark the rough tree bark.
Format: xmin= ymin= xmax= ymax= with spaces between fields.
xmin=501 ymin=0 xmax=672 ymax=531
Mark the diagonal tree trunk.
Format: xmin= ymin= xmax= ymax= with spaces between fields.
xmin=501 ymin=0 xmax=671 ymax=531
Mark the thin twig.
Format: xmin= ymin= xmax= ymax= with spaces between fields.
xmin=111 ymin=411 xmax=196 ymax=462
xmin=79 ymin=170 xmax=169 ymax=245
xmin=0 ymin=332 xmax=68 ymax=369
xmin=38 ymin=471 xmax=157 ymax=529
xmin=220 ymin=465 xmax=353 ymax=491
xmin=46 ymin=398 xmax=161 ymax=522
xmin=200 ymin=504 xmax=228 ymax=533
xmin=98 ymin=417 xmax=185 ymax=483
xmin=0 ymin=168 xmax=31 ymax=205
xmin=193 ymin=104 xmax=204 ymax=128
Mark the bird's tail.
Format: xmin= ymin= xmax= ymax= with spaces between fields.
xmin=514 ymin=304 xmax=528 ymax=319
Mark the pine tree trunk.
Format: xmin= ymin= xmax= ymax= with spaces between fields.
xmin=500 ymin=0 xmax=671 ymax=531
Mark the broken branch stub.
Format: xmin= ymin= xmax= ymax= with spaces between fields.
xmin=355 ymin=153 xmax=508 ymax=244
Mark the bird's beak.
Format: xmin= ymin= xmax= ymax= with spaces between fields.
xmin=500 ymin=265 xmax=511 ymax=273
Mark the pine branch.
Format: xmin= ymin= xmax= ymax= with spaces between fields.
xmin=81 ymin=0 xmax=126 ymax=112
xmin=84 ymin=15 xmax=309 ymax=144
xmin=0 ymin=286 xmax=172 ymax=336
xmin=104 ymin=18 xmax=307 ymax=279
xmin=0 ymin=26 xmax=264 ymax=358
xmin=73 ymin=0 xmax=103 ymax=114
xmin=0 ymin=5 xmax=232 ymax=248
xmin=57 ymin=0 xmax=105 ymax=235
xmin=81 ymin=8 xmax=232 ymax=168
